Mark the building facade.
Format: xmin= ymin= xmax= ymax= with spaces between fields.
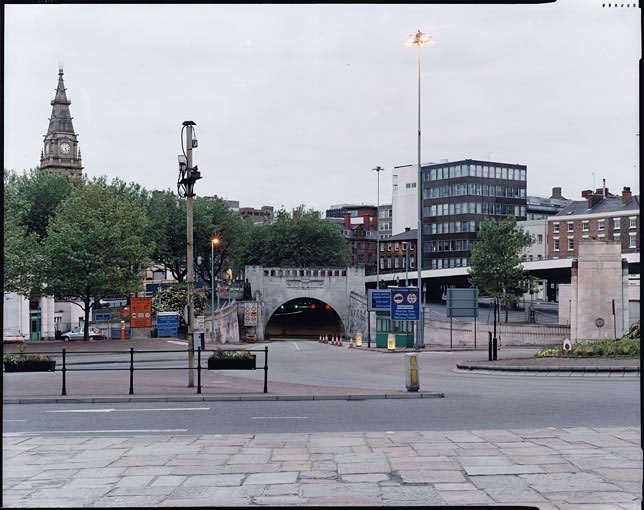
xmin=526 ymin=187 xmax=571 ymax=220
xmin=547 ymin=187 xmax=640 ymax=259
xmin=326 ymin=205 xmax=379 ymax=275
xmin=378 ymin=228 xmax=417 ymax=274
xmin=378 ymin=204 xmax=393 ymax=239
xmin=421 ymin=159 xmax=528 ymax=269
xmin=391 ymin=163 xmax=427 ymax=235
xmin=39 ymin=67 xmax=83 ymax=177
xmin=239 ymin=205 xmax=274 ymax=224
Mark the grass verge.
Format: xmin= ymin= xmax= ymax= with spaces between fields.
xmin=535 ymin=337 xmax=640 ymax=359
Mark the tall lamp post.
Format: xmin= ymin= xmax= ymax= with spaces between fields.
xmin=177 ymin=121 xmax=201 ymax=387
xmin=372 ymin=166 xmax=385 ymax=288
xmin=210 ymin=237 xmax=220 ymax=344
xmin=407 ymin=29 xmax=432 ymax=349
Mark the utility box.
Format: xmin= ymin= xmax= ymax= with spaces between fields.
xmin=405 ymin=353 xmax=420 ymax=392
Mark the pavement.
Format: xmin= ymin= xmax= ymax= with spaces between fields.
xmin=2 ymin=426 xmax=641 ymax=508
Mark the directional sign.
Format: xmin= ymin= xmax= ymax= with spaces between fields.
xmin=390 ymin=288 xmax=420 ymax=321
xmin=157 ymin=313 xmax=180 ymax=337
xmin=95 ymin=313 xmax=111 ymax=321
xmin=130 ymin=297 xmax=152 ymax=328
xmin=446 ymin=288 xmax=479 ymax=318
xmin=368 ymin=289 xmax=391 ymax=311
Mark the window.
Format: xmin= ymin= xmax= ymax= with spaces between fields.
xmin=508 ymin=168 xmax=514 ymax=180
xmin=582 ymin=221 xmax=589 ymax=231
xmin=613 ymin=218 xmax=621 ymax=230
xmin=582 ymin=235 xmax=589 ymax=240
xmin=496 ymin=167 xmax=502 ymax=179
xmin=568 ymin=238 xmax=574 ymax=251
xmin=614 ymin=233 xmax=621 ymax=242
xmin=553 ymin=223 xmax=560 ymax=233
xmin=598 ymin=234 xmax=605 ymax=240
xmin=387 ymin=257 xmax=392 ymax=269
xmin=537 ymin=234 xmax=543 ymax=244
xmin=501 ymin=167 xmax=507 ymax=180
xmin=380 ymin=243 xmax=385 ymax=252
xmin=554 ymin=238 xmax=560 ymax=251
xmin=598 ymin=219 xmax=605 ymax=230
xmin=537 ymin=254 xmax=543 ymax=260
xmin=629 ymin=217 xmax=637 ymax=229
xmin=482 ymin=166 xmax=489 ymax=178
xmin=568 ymin=222 xmax=574 ymax=232
xmin=402 ymin=242 xmax=407 ymax=251
xmin=410 ymin=255 xmax=415 ymax=268
xmin=380 ymin=258 xmax=384 ymax=269
xmin=394 ymin=257 xmax=400 ymax=269
xmin=395 ymin=242 xmax=399 ymax=251
xmin=387 ymin=243 xmax=392 ymax=252
xmin=629 ymin=234 xmax=636 ymax=248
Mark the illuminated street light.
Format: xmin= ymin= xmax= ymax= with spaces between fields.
xmin=210 ymin=237 xmax=220 ymax=344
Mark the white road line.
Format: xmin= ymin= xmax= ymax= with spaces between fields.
xmin=293 ymin=342 xmax=300 ymax=351
xmin=4 ymin=429 xmax=189 ymax=436
xmin=46 ymin=408 xmax=209 ymax=413
xmin=251 ymin=416 xmax=307 ymax=420
xmin=3 ymin=420 xmax=27 ymax=422
xmin=166 ymin=340 xmax=188 ymax=345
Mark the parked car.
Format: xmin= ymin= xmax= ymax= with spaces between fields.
xmin=3 ymin=329 xmax=26 ymax=343
xmin=60 ymin=327 xmax=105 ymax=341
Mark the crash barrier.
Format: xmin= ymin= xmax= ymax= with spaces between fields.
xmin=5 ymin=347 xmax=269 ymax=396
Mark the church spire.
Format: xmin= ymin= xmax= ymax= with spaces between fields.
xmin=47 ymin=66 xmax=74 ymax=134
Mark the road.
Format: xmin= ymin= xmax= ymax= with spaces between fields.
xmin=3 ymin=340 xmax=639 ymax=436
xmin=423 ymin=300 xmax=559 ymax=324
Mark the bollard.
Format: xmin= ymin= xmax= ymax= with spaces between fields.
xmin=120 ymin=320 xmax=125 ymax=340
xmin=493 ymin=335 xmax=498 ymax=361
xmin=388 ymin=333 xmax=396 ymax=351
xmin=61 ymin=348 xmax=67 ymax=396
xmin=197 ymin=347 xmax=202 ymax=394
xmin=488 ymin=332 xmax=492 ymax=361
xmin=405 ymin=353 xmax=420 ymax=391
xmin=129 ymin=347 xmax=134 ymax=395
xmin=263 ymin=346 xmax=268 ymax=393
xmin=356 ymin=333 xmax=362 ymax=348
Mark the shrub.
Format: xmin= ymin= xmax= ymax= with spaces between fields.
xmin=208 ymin=349 xmax=254 ymax=360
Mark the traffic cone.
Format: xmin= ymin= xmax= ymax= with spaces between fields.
xmin=349 ymin=336 xmax=353 ymax=348
xmin=324 ymin=335 xmax=328 ymax=344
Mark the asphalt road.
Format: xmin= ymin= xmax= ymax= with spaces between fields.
xmin=3 ymin=340 xmax=639 ymax=436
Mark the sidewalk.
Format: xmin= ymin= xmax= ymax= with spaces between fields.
xmin=3 ymin=426 xmax=641 ymax=507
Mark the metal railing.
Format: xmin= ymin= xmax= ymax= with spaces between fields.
xmin=8 ymin=347 xmax=269 ymax=396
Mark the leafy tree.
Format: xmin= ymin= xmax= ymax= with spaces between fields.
xmin=151 ymin=285 xmax=206 ymax=326
xmin=468 ymin=216 xmax=535 ymax=322
xmin=145 ymin=189 xmax=187 ymax=282
xmin=240 ymin=206 xmax=350 ymax=267
xmin=43 ymin=178 xmax=152 ymax=340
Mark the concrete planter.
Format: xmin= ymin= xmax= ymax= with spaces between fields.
xmin=4 ymin=360 xmax=56 ymax=372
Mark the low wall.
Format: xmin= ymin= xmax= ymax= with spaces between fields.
xmin=205 ymin=303 xmax=240 ymax=344
xmin=348 ymin=291 xmax=368 ymax=339
xmin=424 ymin=317 xmax=571 ymax=347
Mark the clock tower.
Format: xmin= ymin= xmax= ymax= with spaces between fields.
xmin=39 ymin=67 xmax=83 ymax=177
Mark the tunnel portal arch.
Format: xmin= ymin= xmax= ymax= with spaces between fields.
xmin=265 ymin=297 xmax=345 ymax=339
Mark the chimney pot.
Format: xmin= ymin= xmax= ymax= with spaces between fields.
xmin=622 ymin=186 xmax=632 ymax=204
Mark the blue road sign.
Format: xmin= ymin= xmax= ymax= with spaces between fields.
xmin=157 ymin=313 xmax=180 ymax=337
xmin=95 ymin=313 xmax=111 ymax=321
xmin=390 ymin=288 xmax=420 ymax=321
xmin=368 ymin=289 xmax=391 ymax=311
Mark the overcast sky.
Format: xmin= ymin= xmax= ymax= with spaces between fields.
xmin=4 ymin=2 xmax=640 ymax=213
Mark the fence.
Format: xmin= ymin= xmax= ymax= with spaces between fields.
xmin=7 ymin=347 xmax=269 ymax=396
xmin=424 ymin=316 xmax=571 ymax=348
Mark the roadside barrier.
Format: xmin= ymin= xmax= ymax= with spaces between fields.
xmin=7 ymin=347 xmax=270 ymax=396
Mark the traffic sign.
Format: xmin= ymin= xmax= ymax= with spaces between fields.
xmin=95 ymin=313 xmax=111 ymax=321
xmin=157 ymin=313 xmax=180 ymax=337
xmin=446 ymin=288 xmax=479 ymax=318
xmin=390 ymin=288 xmax=420 ymax=321
xmin=368 ymin=289 xmax=391 ymax=311
xmin=131 ymin=297 xmax=152 ymax=328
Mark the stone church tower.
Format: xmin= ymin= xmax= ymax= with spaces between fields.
xmin=39 ymin=67 xmax=83 ymax=177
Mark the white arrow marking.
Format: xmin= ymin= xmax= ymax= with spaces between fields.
xmin=166 ymin=340 xmax=188 ymax=345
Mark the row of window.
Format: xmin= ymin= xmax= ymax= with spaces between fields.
xmin=424 ymin=220 xmax=480 ymax=234
xmin=427 ymin=257 xmax=471 ymax=269
xmin=424 ymin=164 xmax=527 ymax=182
xmin=553 ymin=233 xmax=637 ymax=251
xmin=405 ymin=182 xmax=417 ymax=189
xmin=553 ymin=217 xmax=637 ymax=233
xmin=380 ymin=256 xmax=416 ymax=269
xmin=264 ymin=269 xmax=346 ymax=277
xmin=423 ymin=184 xmax=526 ymax=199
xmin=425 ymin=202 xmax=527 ymax=217
xmin=424 ymin=239 xmax=476 ymax=253
xmin=379 ymin=241 xmax=416 ymax=252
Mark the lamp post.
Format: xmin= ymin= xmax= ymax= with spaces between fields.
xmin=407 ymin=29 xmax=432 ymax=349
xmin=372 ymin=166 xmax=385 ymax=288
xmin=210 ymin=237 xmax=220 ymax=344
xmin=404 ymin=242 xmax=409 ymax=287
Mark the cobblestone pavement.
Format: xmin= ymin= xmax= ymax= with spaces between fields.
xmin=3 ymin=426 xmax=641 ymax=507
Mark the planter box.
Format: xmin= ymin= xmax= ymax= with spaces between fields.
xmin=208 ymin=356 xmax=256 ymax=370
xmin=4 ymin=360 xmax=56 ymax=373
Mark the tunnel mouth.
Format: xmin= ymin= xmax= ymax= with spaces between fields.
xmin=265 ymin=298 xmax=344 ymax=340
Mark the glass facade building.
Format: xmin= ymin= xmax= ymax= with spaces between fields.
xmin=421 ymin=159 xmax=527 ymax=269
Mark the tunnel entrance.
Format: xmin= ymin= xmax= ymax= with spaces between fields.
xmin=265 ymin=298 xmax=345 ymax=340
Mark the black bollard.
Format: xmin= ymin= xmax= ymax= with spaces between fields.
xmin=488 ymin=331 xmax=492 ymax=361
xmin=492 ymin=336 xmax=498 ymax=361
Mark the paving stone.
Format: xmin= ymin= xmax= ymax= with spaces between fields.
xmin=507 ymin=454 xmax=572 ymax=465
xmin=74 ymin=467 xmax=127 ymax=478
xmin=115 ymin=475 xmax=154 ymax=487
xmin=1 ymin=498 xmax=97 ymax=508
xmin=10 ymin=479 xmax=68 ymax=490
xmin=483 ymin=486 xmax=547 ymax=503
xmin=557 ymin=505 xmax=633 ymax=510
xmin=464 ymin=464 xmax=545 ymax=475
xmin=592 ymin=468 xmax=643 ymax=481
xmin=170 ymin=484 xmax=264 ymax=499
xmin=398 ymin=470 xmax=465 ymax=483
xmin=312 ymin=460 xmax=337 ymax=471
xmin=457 ymin=455 xmax=514 ymax=467
xmin=27 ymin=486 xmax=114 ymax=499
xmin=221 ymin=463 xmax=282 ymax=474
xmin=471 ymin=430 xmax=524 ymax=443
xmin=498 ymin=446 xmax=559 ymax=456
xmin=433 ymin=483 xmax=477 ymax=491
xmin=301 ymin=482 xmax=380 ymax=498
xmin=335 ymin=452 xmax=387 ymax=463
xmin=337 ymin=462 xmax=390 ymax=474
xmin=181 ymin=474 xmax=244 ymax=486
xmin=123 ymin=466 xmax=175 ymax=476
xmin=390 ymin=460 xmax=460 ymax=471
xmin=439 ymin=489 xmax=495 ymax=505
xmin=520 ymin=472 xmax=622 ymax=492
xmin=453 ymin=447 xmax=503 ymax=456
xmin=244 ymin=472 xmax=298 ymax=485
xmin=270 ymin=452 xmax=309 ymax=461
xmin=279 ymin=461 xmax=311 ymax=471
xmin=107 ymin=486 xmax=177 ymax=497
xmin=307 ymin=496 xmax=383 ymax=505
xmin=253 ymin=495 xmax=308 ymax=505
xmin=93 ymin=495 xmax=165 ymax=507
xmin=565 ymin=454 xmax=643 ymax=469
xmin=264 ymin=483 xmax=300 ymax=495
xmin=617 ymin=502 xmax=644 ymax=510
xmin=540 ymin=462 xmax=580 ymax=473
xmin=443 ymin=431 xmax=486 ymax=443
xmin=614 ymin=480 xmax=644 ymax=493
xmin=158 ymin=497 xmax=251 ymax=506
xmin=149 ymin=475 xmax=186 ymax=487
xmin=227 ymin=454 xmax=271 ymax=464
xmin=25 ymin=470 xmax=80 ymax=480
xmin=543 ymin=491 xmax=640 ymax=504
xmin=62 ymin=477 xmax=120 ymax=488
xmin=299 ymin=471 xmax=337 ymax=479
xmin=341 ymin=473 xmax=390 ymax=482
xmin=381 ymin=485 xmax=445 ymax=504
xmin=110 ymin=455 xmax=173 ymax=467
xmin=309 ymin=453 xmax=333 ymax=461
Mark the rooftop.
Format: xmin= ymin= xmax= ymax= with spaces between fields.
xmin=554 ymin=195 xmax=640 ymax=216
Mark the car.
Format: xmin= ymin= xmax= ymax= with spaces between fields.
xmin=60 ymin=327 xmax=105 ymax=341
xmin=3 ymin=329 xmax=26 ymax=343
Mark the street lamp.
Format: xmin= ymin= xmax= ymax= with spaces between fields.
xmin=372 ymin=165 xmax=385 ymax=288
xmin=210 ymin=237 xmax=220 ymax=344
xmin=407 ymin=29 xmax=432 ymax=349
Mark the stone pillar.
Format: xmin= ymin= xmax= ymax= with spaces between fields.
xmin=621 ymin=259 xmax=629 ymax=335
xmin=39 ymin=296 xmax=56 ymax=340
xmin=570 ymin=261 xmax=578 ymax=341
xmin=558 ymin=284 xmax=571 ymax=326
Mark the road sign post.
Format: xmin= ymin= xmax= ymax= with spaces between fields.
xmin=390 ymin=288 xmax=420 ymax=321
xmin=446 ymin=288 xmax=479 ymax=350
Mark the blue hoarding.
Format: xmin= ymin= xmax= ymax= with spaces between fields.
xmin=368 ymin=289 xmax=391 ymax=311
xmin=390 ymin=288 xmax=420 ymax=321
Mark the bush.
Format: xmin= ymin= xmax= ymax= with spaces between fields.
xmin=534 ymin=336 xmax=640 ymax=359
xmin=208 ymin=349 xmax=254 ymax=360
xmin=3 ymin=353 xmax=52 ymax=363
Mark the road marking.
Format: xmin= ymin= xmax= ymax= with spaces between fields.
xmin=3 ymin=420 xmax=27 ymax=422
xmin=166 ymin=340 xmax=188 ymax=345
xmin=293 ymin=342 xmax=300 ymax=351
xmin=46 ymin=408 xmax=209 ymax=413
xmin=4 ymin=429 xmax=189 ymax=436
xmin=251 ymin=416 xmax=307 ymax=420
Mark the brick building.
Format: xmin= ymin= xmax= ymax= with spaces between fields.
xmin=326 ymin=205 xmax=378 ymax=275
xmin=378 ymin=228 xmax=417 ymax=273
xmin=547 ymin=186 xmax=639 ymax=259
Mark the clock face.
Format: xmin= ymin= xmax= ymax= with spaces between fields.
xmin=60 ymin=143 xmax=71 ymax=154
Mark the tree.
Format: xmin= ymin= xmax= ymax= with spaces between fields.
xmin=145 ymin=189 xmax=187 ymax=283
xmin=151 ymin=285 xmax=207 ymax=326
xmin=468 ymin=216 xmax=535 ymax=322
xmin=43 ymin=178 xmax=152 ymax=340
xmin=240 ymin=206 xmax=350 ymax=268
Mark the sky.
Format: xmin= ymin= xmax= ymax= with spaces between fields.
xmin=4 ymin=2 xmax=640 ymax=213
